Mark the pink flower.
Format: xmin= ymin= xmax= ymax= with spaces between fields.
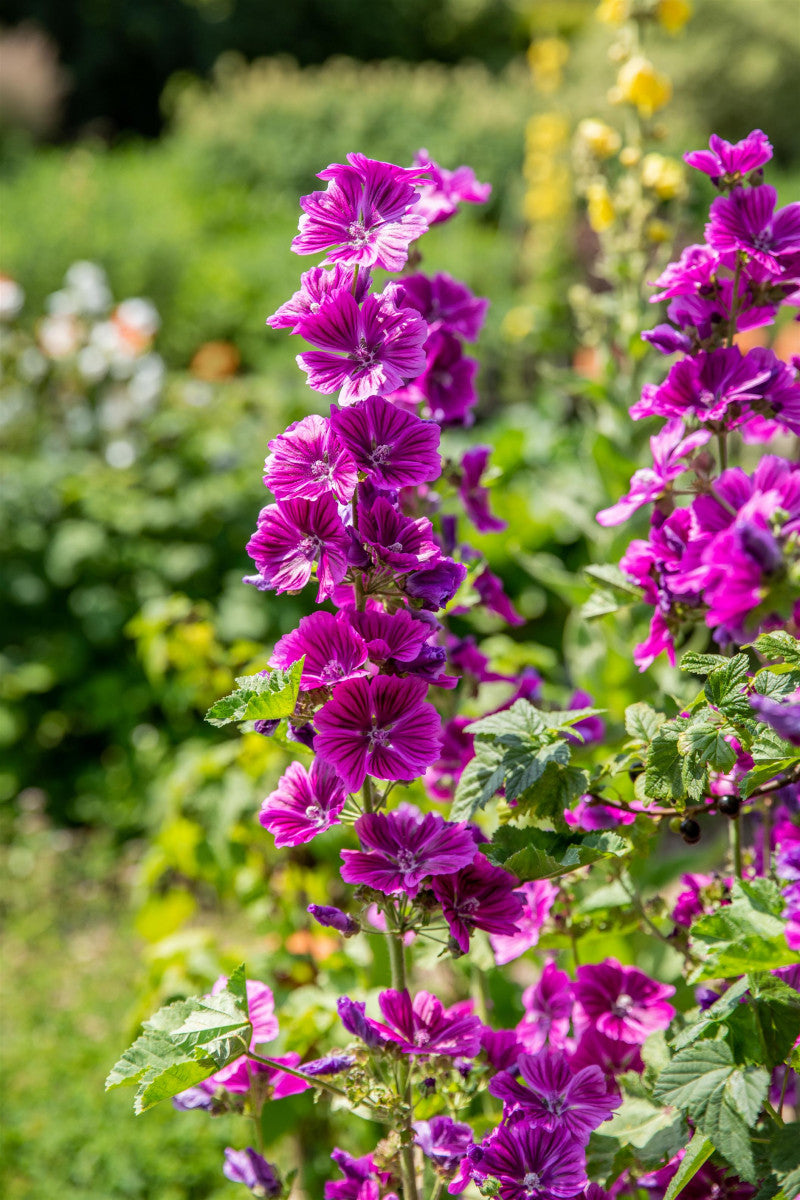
xmin=267 ymin=263 xmax=371 ymax=330
xmin=258 ymin=758 xmax=348 ymax=848
xmin=341 ymin=807 xmax=475 ymax=897
xmin=412 ymin=149 xmax=491 ymax=226
xmin=517 ymin=962 xmax=573 ymax=1053
xmin=684 ymin=129 xmax=772 ymax=185
xmin=329 ymin=393 xmax=441 ymax=489
xmin=573 ymin=958 xmax=675 ymax=1044
xmin=371 ymin=988 xmax=484 ymax=1056
xmin=245 ymin=494 xmax=350 ymax=602
xmin=596 ymin=419 xmax=710 ymax=526
xmin=263 ymin=414 xmax=357 ymax=504
xmin=400 ymin=271 xmax=488 ymax=341
xmin=490 ymin=881 xmax=557 ymax=966
xmin=431 ymin=854 xmax=524 ymax=953
xmin=270 ymin=610 xmax=369 ymax=689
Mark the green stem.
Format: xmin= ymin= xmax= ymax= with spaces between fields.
xmin=729 ymin=816 xmax=743 ymax=880
xmin=717 ymin=430 xmax=728 ymax=473
xmin=778 ymin=1062 xmax=791 ymax=1117
xmin=247 ymin=1053 xmax=350 ymax=1102
xmin=764 ymin=1099 xmax=784 ymax=1128
xmin=430 ymin=1179 xmax=446 ymax=1200
xmin=362 ymin=777 xmax=374 ymax=814
xmin=351 ymin=264 xmax=360 ymax=296
xmin=386 ymin=925 xmax=406 ymax=991
xmin=382 ymin=908 xmax=418 ymax=1200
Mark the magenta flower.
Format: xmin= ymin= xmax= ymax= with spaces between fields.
xmin=292 ymin=153 xmax=429 ymax=271
xmin=684 ymin=129 xmax=772 ymax=186
xmin=596 ymin=419 xmax=710 ymax=526
xmin=750 ymin=692 xmax=800 ymax=745
xmin=296 ymin=289 xmax=428 ymax=403
xmin=459 ymin=446 xmax=507 ymax=533
xmin=412 ymin=149 xmax=491 ymax=225
xmin=371 ymin=988 xmax=484 ymax=1057
xmin=573 ymin=959 xmax=675 ymax=1044
xmin=488 ymin=1048 xmax=618 ymax=1142
xmin=706 ymin=185 xmax=800 ymax=273
xmin=271 ymin=610 xmax=369 ymax=689
xmin=402 ymin=329 xmax=479 ymax=426
xmin=482 ymin=1028 xmax=523 ymax=1073
xmin=671 ymin=873 xmax=716 ymax=927
xmin=474 ymin=568 xmax=525 ymax=626
xmin=263 ymin=414 xmax=357 ymax=504
xmin=413 ymin=1115 xmax=473 ymax=1173
xmin=258 ymin=758 xmax=347 ymax=848
xmin=223 ymin=1147 xmax=281 ymax=1196
xmin=400 ymin=271 xmax=488 ymax=341
xmin=431 ymin=853 xmax=524 ymax=954
xmin=570 ymin=1028 xmax=644 ymax=1084
xmin=245 ymin=494 xmax=349 ymax=602
xmin=425 ymin=715 xmax=476 ymax=802
xmin=315 ymin=675 xmax=442 ymax=792
xmin=324 ymin=1148 xmax=390 ymax=1200
xmin=358 ymin=496 xmax=441 ymax=572
xmin=490 ymin=880 xmax=558 ymax=966
xmin=517 ymin=962 xmax=573 ymax=1054
xmin=564 ymin=798 xmax=635 ymax=832
xmin=650 ymin=242 xmax=719 ymax=302
xmin=341 ymin=807 xmax=475 ymax=896
xmin=307 ymin=904 xmax=359 ymax=936
xmin=329 ymin=394 xmax=441 ymax=488
xmin=347 ymin=607 xmax=430 ymax=665
xmin=267 ymin=263 xmax=371 ymax=330
xmin=404 ymin=558 xmax=467 ymax=611
xmin=467 ymin=1124 xmax=587 ymax=1200
xmin=629 ymin=347 xmax=773 ymax=426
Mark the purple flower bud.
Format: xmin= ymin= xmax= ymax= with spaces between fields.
xmin=739 ymin=521 xmax=783 ymax=573
xmin=253 ymin=719 xmax=280 ymax=737
xmin=172 ymin=1083 xmax=215 ymax=1112
xmin=286 ymin=721 xmax=316 ymax=749
xmin=223 ymin=1147 xmax=281 ymax=1196
xmin=337 ymin=996 xmax=385 ymax=1048
xmin=302 ymin=1054 xmax=355 ymax=1076
xmin=695 ymin=985 xmax=722 ymax=1010
xmin=307 ymin=904 xmax=360 ymax=936
xmin=405 ymin=559 xmax=467 ymax=610
xmin=641 ymin=324 xmax=692 ymax=354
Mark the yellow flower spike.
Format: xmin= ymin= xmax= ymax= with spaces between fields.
xmin=586 ymin=181 xmax=616 ymax=232
xmin=615 ymin=56 xmax=672 ymax=117
xmin=645 ymin=217 xmax=673 ymax=243
xmin=641 ymin=153 xmax=686 ymax=200
xmin=526 ymin=112 xmax=570 ymax=153
xmin=576 ymin=118 xmax=622 ymax=160
xmin=619 ymin=146 xmax=641 ymax=168
xmin=527 ymin=37 xmax=570 ymax=94
xmin=595 ymin=0 xmax=630 ymax=24
xmin=656 ymin=0 xmax=692 ymax=34
xmin=501 ymin=306 xmax=536 ymax=342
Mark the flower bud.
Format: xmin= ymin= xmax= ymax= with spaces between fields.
xmin=616 ymin=57 xmax=672 ymax=117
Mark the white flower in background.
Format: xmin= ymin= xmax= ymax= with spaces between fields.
xmin=0 ymin=274 xmax=25 ymax=321
xmin=112 ymin=298 xmax=160 ymax=353
xmin=38 ymin=313 xmax=83 ymax=359
xmin=63 ymin=261 xmax=112 ymax=315
xmin=105 ymin=438 xmax=136 ymax=469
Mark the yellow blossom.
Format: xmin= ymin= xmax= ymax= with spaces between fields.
xmin=586 ymin=181 xmax=616 ymax=232
xmin=526 ymin=112 xmax=570 ymax=153
xmin=656 ymin=0 xmax=692 ymax=34
xmin=501 ymin=306 xmax=536 ymax=341
xmin=641 ymin=152 xmax=685 ymax=200
xmin=527 ymin=37 xmax=569 ymax=94
xmin=596 ymin=0 xmax=629 ymax=24
xmin=645 ymin=218 xmax=673 ymax=243
xmin=615 ymin=56 xmax=672 ymax=117
xmin=619 ymin=146 xmax=641 ymax=167
xmin=576 ymin=118 xmax=621 ymax=159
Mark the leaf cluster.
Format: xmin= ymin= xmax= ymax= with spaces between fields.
xmin=204 ymin=662 xmax=303 ymax=728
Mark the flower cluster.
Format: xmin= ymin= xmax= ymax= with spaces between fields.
xmin=598 ymin=131 xmax=800 ymax=666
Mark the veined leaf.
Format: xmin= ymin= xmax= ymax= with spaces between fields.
xmin=205 ymin=661 xmax=303 ymax=727
xmin=484 ymin=826 xmax=627 ymax=881
xmin=625 ymin=702 xmax=665 ymax=744
xmin=750 ymin=631 xmax=800 ymax=665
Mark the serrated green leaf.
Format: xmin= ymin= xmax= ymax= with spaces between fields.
xmin=466 ymin=699 xmax=547 ymax=741
xmin=450 ymin=741 xmax=506 ymax=821
xmin=584 ymin=562 xmax=643 ymax=599
xmin=625 ymin=702 xmax=665 ymax=743
xmin=751 ymin=726 xmax=799 ymax=765
xmin=503 ymin=739 xmax=571 ymax=805
xmin=654 ymin=1039 xmax=735 ymax=1116
xmin=681 ymin=652 xmax=733 ymax=677
xmin=751 ymin=631 xmax=800 ymax=665
xmin=645 ymin=720 xmax=709 ymax=803
xmin=582 ymin=590 xmax=625 ymax=620
xmin=134 ymin=1056 xmax=218 ymax=1114
xmin=662 ymin=1131 xmax=714 ymax=1200
xmin=672 ymin=978 xmax=751 ymax=1051
xmin=769 ymin=1122 xmax=800 ymax=1199
xmin=602 ymin=1097 xmax=686 ymax=1166
xmin=740 ymin=761 xmax=798 ymax=799
xmin=539 ymin=707 xmax=605 ymax=731
xmin=752 ymin=669 xmax=800 ymax=698
xmin=678 ymin=718 xmax=737 ymax=772
xmin=516 ymin=763 xmax=588 ymax=829
xmin=702 ymin=1086 xmax=757 ymax=1182
xmin=484 ymin=826 xmax=627 ymax=881
xmin=704 ymin=655 xmax=752 ymax=717
xmin=205 ymin=662 xmax=303 ymax=727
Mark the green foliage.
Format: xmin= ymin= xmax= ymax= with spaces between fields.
xmin=483 ymin=826 xmax=628 ymax=881
xmin=205 ymin=662 xmax=303 ymax=727
xmin=689 ymin=880 xmax=797 ymax=980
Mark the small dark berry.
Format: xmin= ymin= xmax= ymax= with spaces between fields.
xmin=628 ymin=761 xmax=644 ymax=781
xmin=679 ymin=817 xmax=701 ymax=844
xmin=718 ymin=794 xmax=740 ymax=818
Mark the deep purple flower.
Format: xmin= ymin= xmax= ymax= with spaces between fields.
xmin=347 ymin=607 xmax=431 ymax=664
xmin=750 ymin=692 xmax=800 ymax=745
xmin=259 ymin=758 xmax=347 ymax=847
xmin=490 ymin=881 xmax=557 ymax=966
xmin=488 ymin=1048 xmax=618 ymax=1142
xmin=481 ymin=1028 xmax=523 ymax=1073
xmin=324 ymin=1147 xmax=390 ymax=1200
xmin=650 ymin=243 xmax=719 ymax=302
xmin=372 ymin=988 xmax=484 ymax=1057
xmin=474 ymin=568 xmax=525 ymax=626
xmin=707 ymin=185 xmax=800 ymax=272
xmin=570 ymin=1028 xmax=644 ymax=1083
xmin=308 ymin=904 xmax=359 ymax=936
xmin=263 ymin=414 xmax=357 ymax=504
xmin=302 ymin=1054 xmax=356 ymax=1076
xmin=337 ymin=997 xmax=386 ymax=1049
xmin=413 ymin=1115 xmax=473 ymax=1173
xmin=573 ymin=959 xmax=675 ymax=1044
xmin=245 ymin=494 xmax=349 ymax=602
xmin=459 ymin=446 xmax=507 ymax=533
xmin=517 ymin=962 xmax=573 ymax=1054
xmin=671 ymin=873 xmax=716 ymax=927
xmin=315 ymin=674 xmax=442 ymax=792
xmin=468 ymin=1123 xmax=588 ymax=1200
xmin=684 ymin=129 xmax=773 ymax=186
xmin=267 ymin=263 xmax=371 ymax=330
xmin=329 ymin=394 xmax=441 ymax=488
xmin=358 ymin=496 xmax=441 ymax=571
xmin=341 ymin=807 xmax=475 ymax=897
xmin=630 ymin=347 xmax=773 ymax=425
xmin=271 ymin=610 xmax=369 ymax=689
xmin=398 ymin=329 xmax=478 ymax=426
xmin=223 ymin=1147 xmax=281 ymax=1196
xmin=641 ymin=322 xmax=692 ymax=354
xmin=296 ymin=289 xmax=428 ymax=403
xmin=400 ymin=271 xmax=488 ymax=341
xmin=292 ymin=153 xmax=429 ymax=271
xmin=412 ymin=149 xmax=491 ymax=225
xmin=564 ymin=797 xmax=635 ymax=833
xmin=596 ymin=419 xmax=710 ymax=526
xmin=431 ymin=853 xmax=523 ymax=953
xmin=405 ymin=558 xmax=467 ymax=610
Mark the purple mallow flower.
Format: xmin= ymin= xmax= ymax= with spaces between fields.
xmin=324 ymin=1147 xmax=391 ymax=1200
xmin=564 ymin=798 xmax=636 ymax=832
xmin=223 ymin=1147 xmax=281 ymax=1196
xmin=489 ymin=1048 xmax=618 ymax=1142
xmin=296 ymin=288 xmax=428 ymax=404
xmin=467 ymin=1123 xmax=588 ymax=1200
xmin=302 ymin=1054 xmax=355 ymax=1076
xmin=397 ymin=329 xmax=479 ymax=426
xmin=341 ymin=807 xmax=475 ymax=897
xmin=490 ymin=880 xmax=557 ymax=966
xmin=573 ymin=959 xmax=675 ymax=1044
xmin=459 ymin=446 xmax=507 ymax=533
xmin=431 ymin=853 xmax=524 ymax=953
xmin=371 ymin=988 xmax=484 ymax=1057
xmin=329 ymin=393 xmax=441 ymax=488
xmin=412 ymin=149 xmax=491 ymax=226
xmin=570 ymin=1028 xmax=644 ymax=1084
xmin=245 ymin=493 xmax=349 ymax=602
xmin=684 ymin=129 xmax=772 ymax=186
xmin=358 ymin=496 xmax=441 ymax=572
xmin=474 ymin=568 xmax=525 ymax=626
xmin=706 ymin=185 xmax=800 ymax=273
xmin=271 ymin=610 xmax=369 ymax=689
xmin=259 ymin=758 xmax=347 ymax=848
xmin=629 ymin=346 xmax=773 ymax=426
xmin=337 ymin=997 xmax=386 ymax=1049
xmin=315 ymin=674 xmax=442 ymax=792
xmin=263 ymin=414 xmax=357 ymax=504
xmin=413 ymin=1115 xmax=473 ymax=1173
xmin=405 ymin=558 xmax=467 ymax=611
xmin=267 ymin=263 xmax=371 ymax=330
xmin=400 ymin=271 xmax=488 ymax=341
xmin=750 ymin=692 xmax=800 ymax=746
xmin=292 ymin=153 xmax=429 ymax=272
xmin=347 ymin=607 xmax=430 ymax=664
xmin=308 ymin=905 xmax=359 ymax=936
xmin=597 ymin=419 xmax=710 ymax=526
xmin=517 ymin=962 xmax=573 ymax=1054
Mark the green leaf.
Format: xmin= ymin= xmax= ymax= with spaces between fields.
xmin=450 ymin=741 xmax=506 ymax=821
xmin=662 ymin=1130 xmax=714 ymax=1200
xmin=502 ymin=739 xmax=571 ymax=805
xmin=582 ymin=589 xmax=625 ymax=620
xmin=517 ymin=763 xmax=589 ymax=827
xmin=205 ymin=662 xmax=303 ymax=727
xmin=484 ymin=826 xmax=627 ymax=881
xmin=466 ymin=699 xmax=547 ymax=741
xmin=750 ymin=631 xmax=800 ymax=665
xmin=654 ymin=1039 xmax=735 ymax=1117
xmin=740 ymin=760 xmax=798 ymax=799
xmin=602 ymin=1097 xmax=686 ymax=1167
xmin=671 ymin=977 xmax=751 ymax=1051
xmin=134 ymin=1057 xmax=219 ymax=1114
xmin=168 ymin=964 xmax=252 ymax=1065
xmin=584 ymin=562 xmax=643 ymax=599
xmin=645 ymin=721 xmax=708 ymax=803
xmin=625 ymin=702 xmax=665 ymax=744
xmin=769 ymin=1122 xmax=800 ymax=1200
xmin=704 ymin=654 xmax=752 ymax=717
xmin=678 ymin=718 xmax=738 ymax=772
xmin=752 ymin=668 xmax=800 ymax=698
xmin=689 ymin=880 xmax=793 ymax=979
xmin=681 ymin=651 xmax=733 ymax=677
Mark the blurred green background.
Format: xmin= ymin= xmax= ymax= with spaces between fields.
xmin=1 ymin=1 xmax=799 ymax=1196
